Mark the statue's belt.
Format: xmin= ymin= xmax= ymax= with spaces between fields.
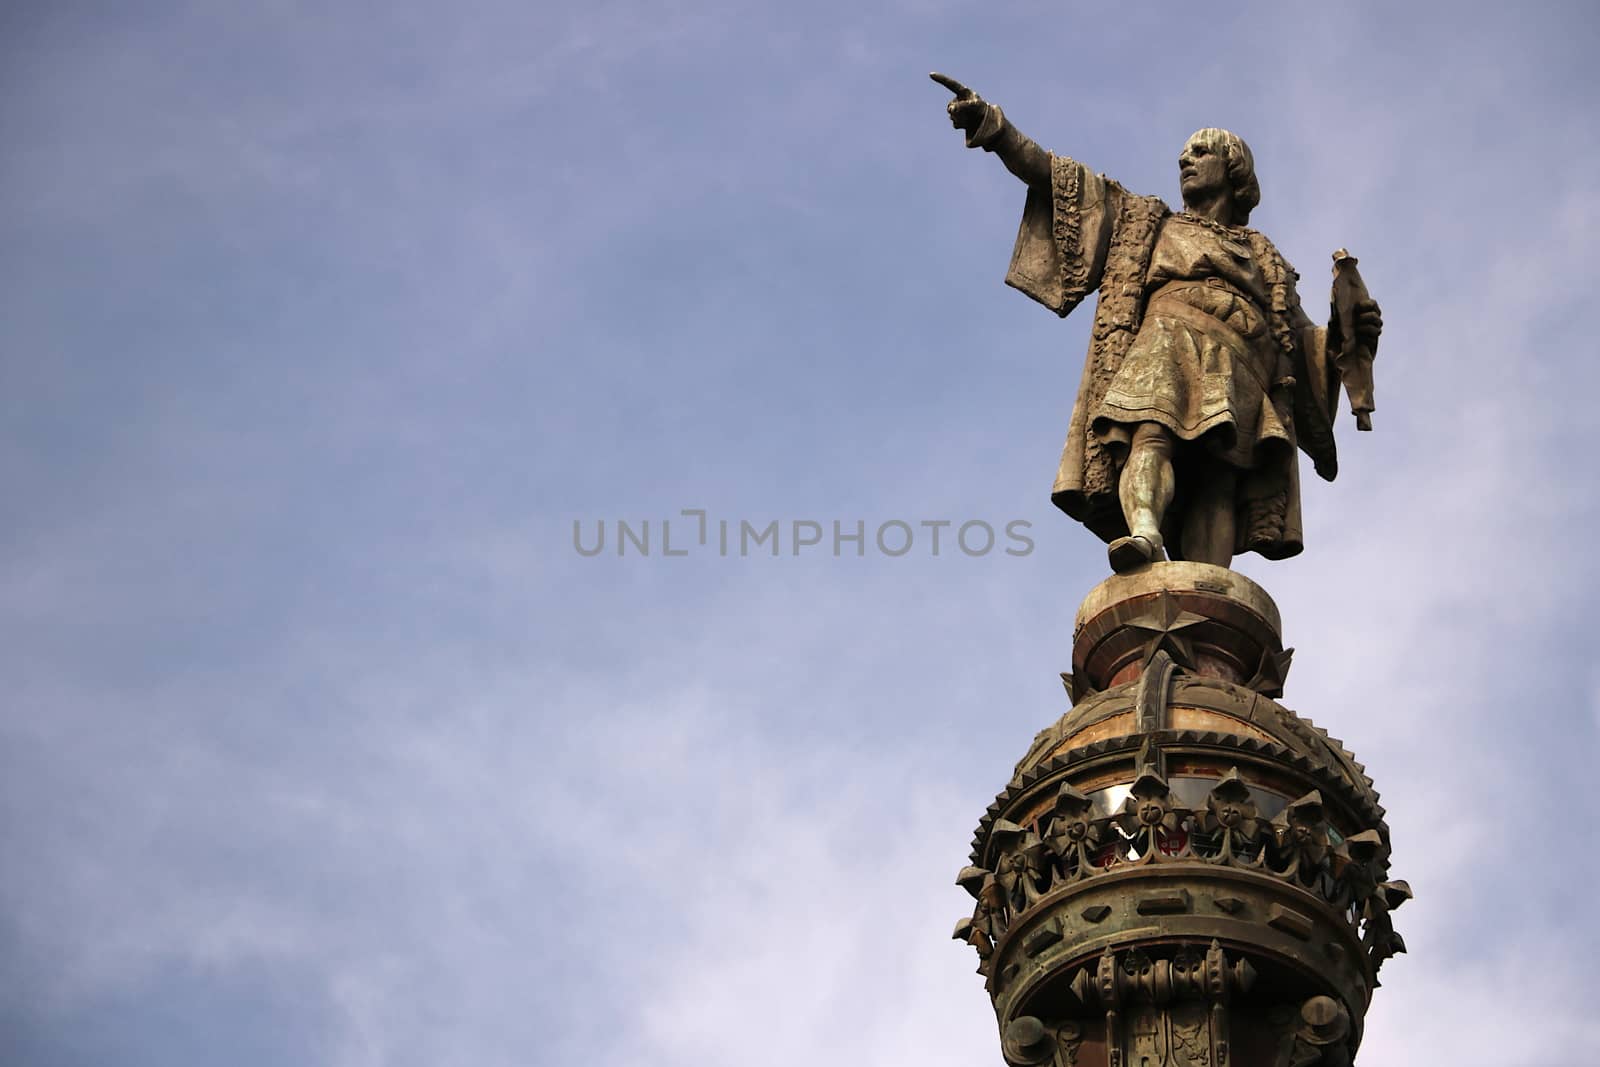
xmin=1144 ymin=286 xmax=1280 ymax=394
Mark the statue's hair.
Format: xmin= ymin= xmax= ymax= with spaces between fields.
xmin=1186 ymin=128 xmax=1260 ymax=224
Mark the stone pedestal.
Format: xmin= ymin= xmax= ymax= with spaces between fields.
xmin=954 ymin=564 xmax=1407 ymax=1067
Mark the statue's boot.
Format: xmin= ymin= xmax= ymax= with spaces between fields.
xmin=1107 ymin=534 xmax=1162 ymax=574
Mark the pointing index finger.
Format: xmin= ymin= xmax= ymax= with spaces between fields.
xmin=929 ymin=71 xmax=974 ymax=99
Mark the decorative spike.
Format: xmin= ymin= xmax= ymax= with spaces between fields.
xmin=1245 ymin=646 xmax=1294 ymax=696
xmin=956 ymin=866 xmax=989 ymax=896
xmin=990 ymin=818 xmax=1026 ymax=840
xmin=1054 ymin=783 xmax=1093 ymax=814
xmin=1288 ymin=789 xmax=1325 ymax=815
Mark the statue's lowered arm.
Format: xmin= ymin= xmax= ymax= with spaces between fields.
xmin=1284 ymin=256 xmax=1385 ymax=481
xmin=1328 ymin=251 xmax=1380 ymax=431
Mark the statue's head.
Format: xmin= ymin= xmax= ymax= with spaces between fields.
xmin=1179 ymin=128 xmax=1260 ymax=224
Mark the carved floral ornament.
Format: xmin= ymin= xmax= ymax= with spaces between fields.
xmin=953 ymin=770 xmax=1408 ymax=976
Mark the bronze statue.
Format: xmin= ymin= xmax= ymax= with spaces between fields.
xmin=933 ymin=74 xmax=1384 ymax=573
xmin=936 ymin=81 xmax=1412 ymax=1062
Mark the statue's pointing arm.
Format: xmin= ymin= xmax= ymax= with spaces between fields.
xmin=931 ymin=74 xmax=1117 ymax=316
xmin=931 ymin=73 xmax=1050 ymax=189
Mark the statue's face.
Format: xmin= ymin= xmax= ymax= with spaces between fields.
xmin=1178 ymin=136 xmax=1229 ymax=204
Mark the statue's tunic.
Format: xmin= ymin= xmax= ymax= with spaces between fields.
xmin=1003 ymin=155 xmax=1338 ymax=561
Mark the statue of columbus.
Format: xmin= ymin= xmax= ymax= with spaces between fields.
xmin=934 ymin=74 xmax=1384 ymax=574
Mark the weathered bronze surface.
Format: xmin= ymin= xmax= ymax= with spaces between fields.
xmin=933 ymin=73 xmax=1383 ymax=575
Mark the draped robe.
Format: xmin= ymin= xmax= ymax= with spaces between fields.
xmin=1004 ymin=155 xmax=1342 ymax=560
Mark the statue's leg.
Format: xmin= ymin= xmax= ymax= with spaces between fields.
xmin=1109 ymin=422 xmax=1174 ymax=572
xmin=1179 ymin=458 xmax=1237 ymax=567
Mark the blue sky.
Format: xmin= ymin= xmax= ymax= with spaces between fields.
xmin=3 ymin=2 xmax=1597 ymax=1064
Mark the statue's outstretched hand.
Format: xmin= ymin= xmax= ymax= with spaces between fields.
xmin=931 ymin=72 xmax=992 ymax=136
